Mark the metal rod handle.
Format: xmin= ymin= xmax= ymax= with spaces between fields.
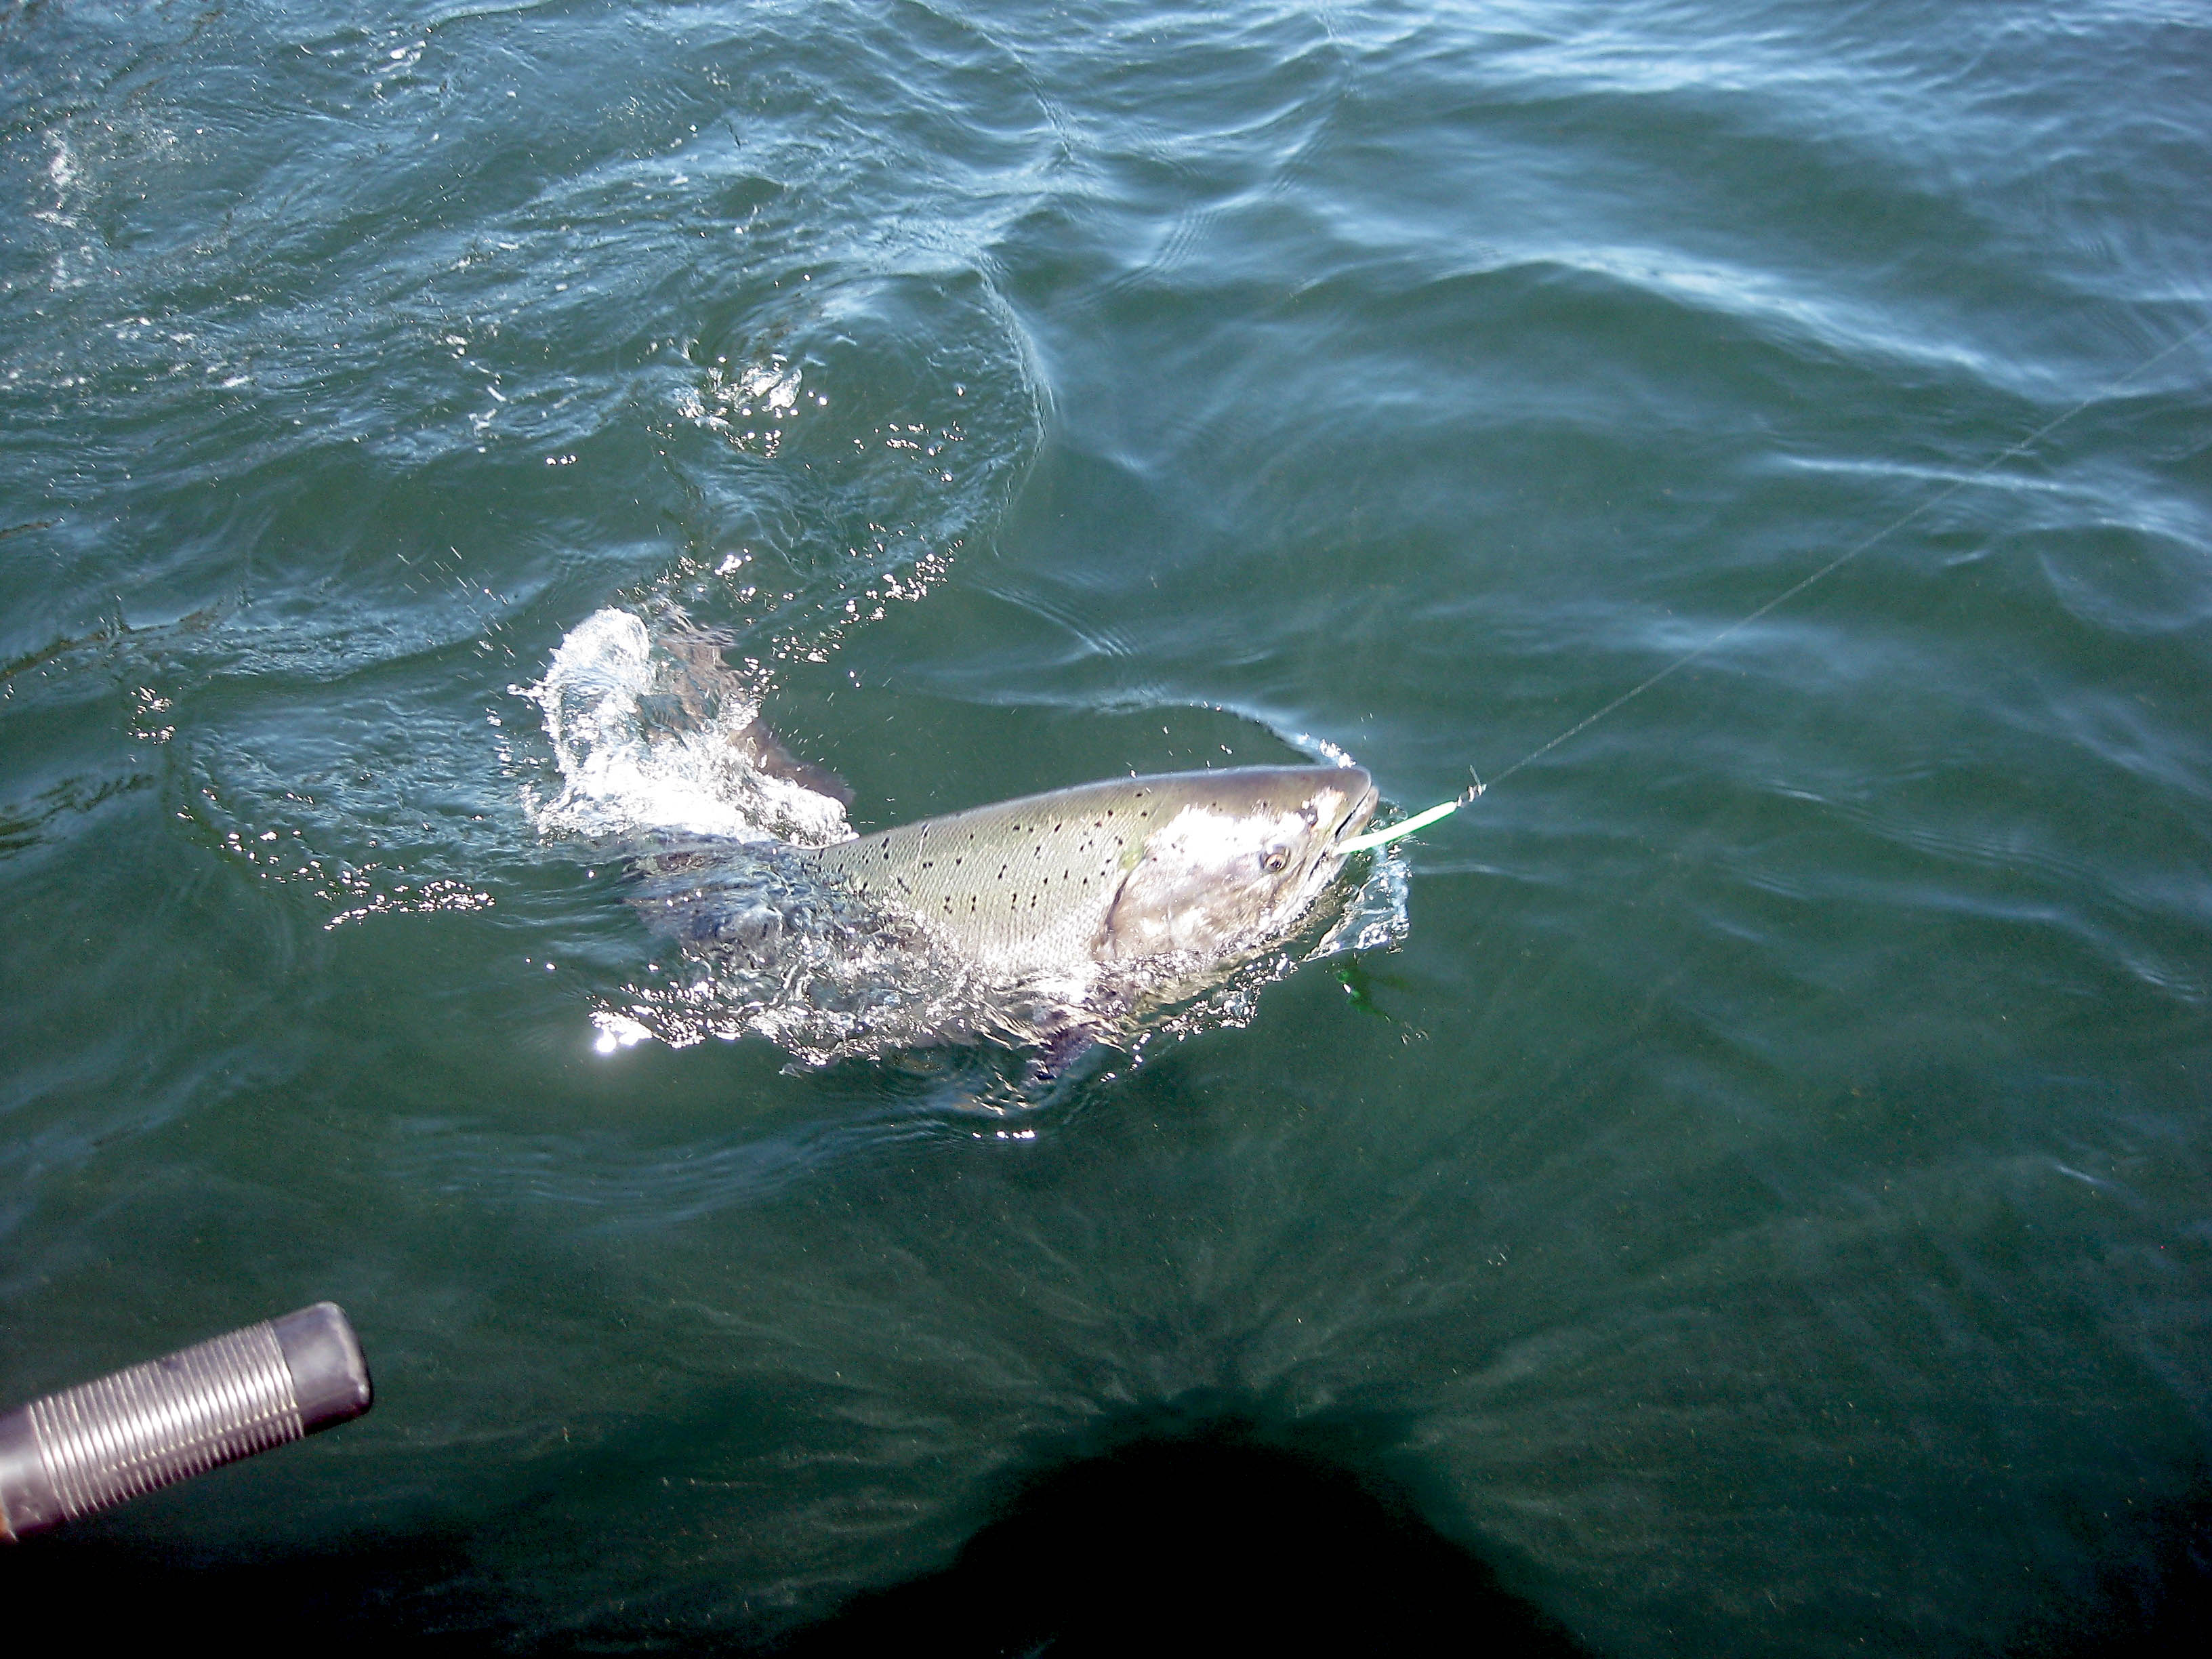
xmin=0 ymin=1302 xmax=372 ymax=1542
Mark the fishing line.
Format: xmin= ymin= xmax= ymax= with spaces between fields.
xmin=1337 ymin=313 xmax=2212 ymax=859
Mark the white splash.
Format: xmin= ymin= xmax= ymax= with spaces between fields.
xmin=738 ymin=359 xmax=802 ymax=414
xmin=678 ymin=354 xmax=806 ymax=453
xmin=1287 ymin=729 xmax=1359 ymax=768
xmin=525 ymin=608 xmax=851 ymax=845
xmin=39 ymin=134 xmax=81 ymax=225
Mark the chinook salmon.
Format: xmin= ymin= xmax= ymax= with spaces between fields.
xmin=620 ymin=763 xmax=1385 ymax=1069
xmin=793 ymin=765 xmax=1379 ymax=979
xmin=539 ymin=611 xmax=1402 ymax=1067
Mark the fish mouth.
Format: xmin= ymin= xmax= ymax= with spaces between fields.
xmin=1328 ymin=769 xmax=1380 ymax=847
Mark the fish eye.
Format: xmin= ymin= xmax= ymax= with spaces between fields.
xmin=1261 ymin=848 xmax=1289 ymax=874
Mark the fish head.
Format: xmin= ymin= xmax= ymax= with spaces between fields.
xmin=1099 ymin=766 xmax=1378 ymax=962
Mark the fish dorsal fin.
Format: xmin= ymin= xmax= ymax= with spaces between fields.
xmin=661 ymin=628 xmax=854 ymax=807
xmin=728 ymin=713 xmax=853 ymax=808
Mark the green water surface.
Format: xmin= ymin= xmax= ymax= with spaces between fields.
xmin=3 ymin=1 xmax=2209 ymax=1651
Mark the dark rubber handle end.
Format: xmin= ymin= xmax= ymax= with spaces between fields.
xmin=0 ymin=1301 xmax=374 ymax=1543
xmin=272 ymin=1302 xmax=373 ymax=1433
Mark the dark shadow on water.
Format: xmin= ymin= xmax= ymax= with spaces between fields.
xmin=3 ymin=1447 xmax=2207 ymax=1655
xmin=775 ymin=1403 xmax=1591 ymax=1658
xmin=2015 ymin=1483 xmax=2212 ymax=1659
xmin=0 ymin=1528 xmax=518 ymax=1652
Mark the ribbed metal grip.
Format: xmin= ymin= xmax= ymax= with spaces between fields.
xmin=29 ymin=1322 xmax=302 ymax=1519
xmin=0 ymin=1302 xmax=371 ymax=1541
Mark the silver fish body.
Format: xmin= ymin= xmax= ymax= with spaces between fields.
xmin=794 ymin=766 xmax=1378 ymax=981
